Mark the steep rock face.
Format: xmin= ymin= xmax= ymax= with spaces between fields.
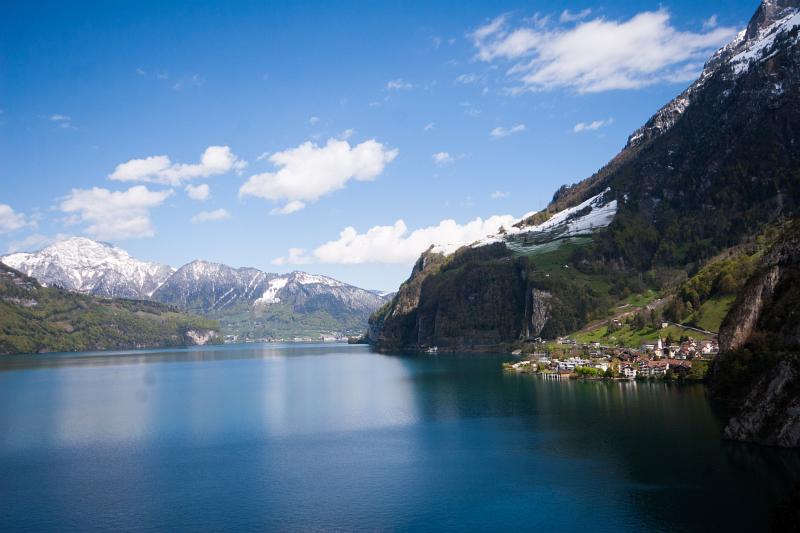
xmin=723 ymin=358 xmax=800 ymax=447
xmin=711 ymin=223 xmax=800 ymax=447
xmin=370 ymin=243 xmax=557 ymax=350
xmin=525 ymin=289 xmax=552 ymax=339
xmin=719 ymin=265 xmax=782 ymax=351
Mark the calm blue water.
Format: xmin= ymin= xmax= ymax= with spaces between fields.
xmin=1 ymin=343 xmax=798 ymax=532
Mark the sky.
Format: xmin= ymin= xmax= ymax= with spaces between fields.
xmin=0 ymin=0 xmax=759 ymax=291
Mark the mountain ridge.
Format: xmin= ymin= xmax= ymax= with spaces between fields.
xmin=0 ymin=237 xmax=389 ymax=340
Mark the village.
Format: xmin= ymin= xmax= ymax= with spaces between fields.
xmin=505 ymin=332 xmax=719 ymax=381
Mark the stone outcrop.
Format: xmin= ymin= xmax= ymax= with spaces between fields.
xmin=723 ymin=358 xmax=800 ymax=447
xmin=711 ymin=223 xmax=800 ymax=447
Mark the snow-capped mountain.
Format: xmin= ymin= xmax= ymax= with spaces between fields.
xmin=0 ymin=237 xmax=389 ymax=338
xmin=1 ymin=237 xmax=174 ymax=299
xmin=151 ymin=260 xmax=275 ymax=312
xmin=628 ymin=0 xmax=800 ymax=147
xmin=152 ymin=261 xmax=385 ymax=317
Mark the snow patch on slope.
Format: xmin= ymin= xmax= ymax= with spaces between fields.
xmin=430 ymin=190 xmax=617 ymax=256
xmin=730 ymin=11 xmax=800 ymax=74
xmin=256 ymin=277 xmax=288 ymax=305
xmin=291 ymin=272 xmax=344 ymax=287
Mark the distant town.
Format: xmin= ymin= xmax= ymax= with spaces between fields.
xmin=505 ymin=330 xmax=718 ymax=381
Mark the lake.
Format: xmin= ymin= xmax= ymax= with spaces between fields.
xmin=1 ymin=343 xmax=798 ymax=532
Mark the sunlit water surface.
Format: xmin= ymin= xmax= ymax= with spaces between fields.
xmin=1 ymin=343 xmax=798 ymax=532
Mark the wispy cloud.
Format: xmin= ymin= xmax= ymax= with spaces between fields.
xmin=703 ymin=14 xmax=719 ymax=31
xmin=490 ymin=124 xmax=526 ymax=138
xmin=172 ymin=73 xmax=204 ymax=91
xmin=49 ymin=114 xmax=74 ymax=129
xmin=432 ymin=152 xmax=454 ymax=165
xmin=455 ymin=73 xmax=483 ymax=85
xmin=386 ymin=78 xmax=413 ymax=90
xmin=559 ymin=9 xmax=591 ymax=24
xmin=573 ymin=118 xmax=614 ymax=133
xmin=6 ymin=233 xmax=67 ymax=254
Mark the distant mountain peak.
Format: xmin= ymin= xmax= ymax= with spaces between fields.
xmin=749 ymin=0 xmax=800 ymax=39
xmin=1 ymin=236 xmax=174 ymax=299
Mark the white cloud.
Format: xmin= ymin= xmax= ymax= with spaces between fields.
xmin=0 ymin=204 xmax=31 ymax=234
xmin=490 ymin=124 xmax=526 ymax=138
xmin=424 ymin=122 xmax=435 ymax=131
xmin=59 ymin=186 xmax=172 ymax=240
xmin=559 ymin=9 xmax=591 ymax=23
xmin=573 ymin=118 xmax=614 ymax=133
xmin=271 ymin=247 xmax=311 ymax=265
xmin=386 ymin=78 xmax=413 ymax=90
xmin=185 ymin=183 xmax=210 ymax=200
xmin=239 ymin=138 xmax=398 ymax=214
xmin=109 ymin=145 xmax=246 ymax=185
xmin=297 ymin=214 xmax=518 ymax=265
xmin=432 ymin=152 xmax=454 ymax=165
xmin=191 ymin=208 xmax=231 ymax=223
xmin=471 ymin=9 xmax=738 ymax=93
xmin=490 ymin=191 xmax=509 ymax=199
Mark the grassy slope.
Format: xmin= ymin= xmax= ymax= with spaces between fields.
xmin=211 ymin=300 xmax=370 ymax=340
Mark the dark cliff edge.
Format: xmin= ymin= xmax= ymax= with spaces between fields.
xmin=369 ymin=243 xmax=536 ymax=352
xmin=710 ymin=222 xmax=800 ymax=447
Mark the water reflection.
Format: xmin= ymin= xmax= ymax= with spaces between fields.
xmin=0 ymin=344 xmax=798 ymax=532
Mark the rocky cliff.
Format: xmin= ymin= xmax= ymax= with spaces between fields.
xmin=710 ymin=222 xmax=800 ymax=447
xmin=369 ymin=243 xmax=557 ymax=351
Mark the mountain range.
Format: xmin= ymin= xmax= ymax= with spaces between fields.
xmin=370 ymin=0 xmax=800 ymax=446
xmin=1 ymin=237 xmax=388 ymax=340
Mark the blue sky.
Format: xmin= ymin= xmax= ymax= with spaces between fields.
xmin=0 ymin=0 xmax=758 ymax=290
